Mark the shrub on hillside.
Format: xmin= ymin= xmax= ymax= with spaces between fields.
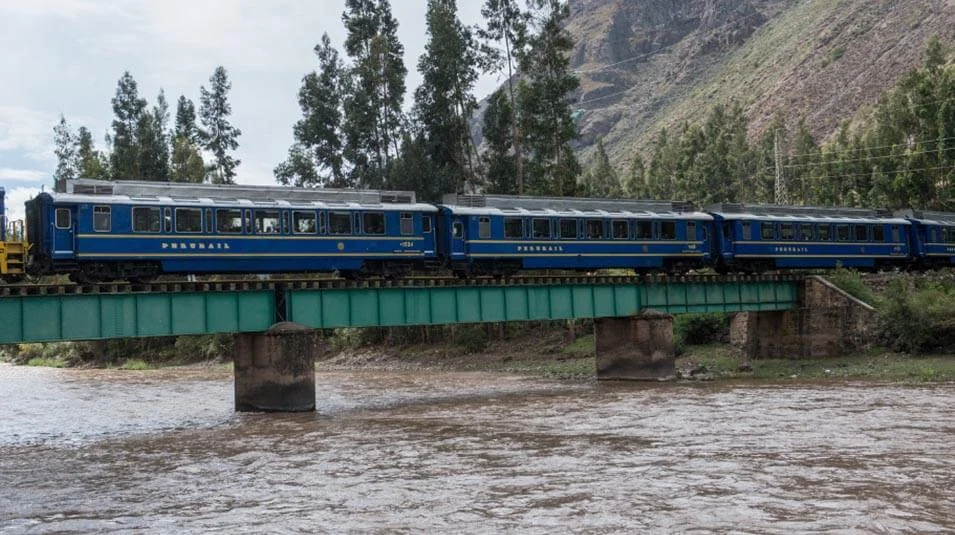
xmin=878 ymin=279 xmax=955 ymax=353
xmin=826 ymin=267 xmax=877 ymax=304
xmin=455 ymin=325 xmax=488 ymax=354
xmin=674 ymin=313 xmax=729 ymax=345
xmin=173 ymin=334 xmax=234 ymax=363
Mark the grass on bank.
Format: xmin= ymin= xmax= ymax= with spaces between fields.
xmin=118 ymin=359 xmax=153 ymax=370
xmin=679 ymin=343 xmax=955 ymax=382
xmin=26 ymin=357 xmax=68 ymax=368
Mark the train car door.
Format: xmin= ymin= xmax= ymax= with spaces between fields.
xmin=450 ymin=217 xmax=466 ymax=259
xmin=53 ymin=205 xmax=75 ymax=256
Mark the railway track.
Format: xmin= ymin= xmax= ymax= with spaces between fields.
xmin=0 ymin=273 xmax=805 ymax=297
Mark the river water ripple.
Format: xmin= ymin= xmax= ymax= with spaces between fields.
xmin=1 ymin=363 xmax=953 ymax=533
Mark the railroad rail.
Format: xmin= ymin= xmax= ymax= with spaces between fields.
xmin=0 ymin=273 xmax=805 ymax=297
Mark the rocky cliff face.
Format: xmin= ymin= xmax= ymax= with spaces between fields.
xmin=538 ymin=0 xmax=955 ymax=169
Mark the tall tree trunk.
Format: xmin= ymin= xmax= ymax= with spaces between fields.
xmin=504 ymin=31 xmax=524 ymax=195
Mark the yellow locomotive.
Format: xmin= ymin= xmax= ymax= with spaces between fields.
xmin=0 ymin=186 xmax=27 ymax=282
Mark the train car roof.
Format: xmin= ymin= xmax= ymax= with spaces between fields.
xmin=63 ymin=178 xmax=420 ymax=204
xmin=441 ymin=204 xmax=713 ymax=220
xmin=710 ymin=211 xmax=910 ymax=225
xmin=43 ymin=192 xmax=439 ymax=212
xmin=896 ymin=209 xmax=955 ymax=226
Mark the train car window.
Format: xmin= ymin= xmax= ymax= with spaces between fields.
xmin=799 ymin=223 xmax=813 ymax=241
xmin=949 ymin=227 xmax=955 ymax=243
xmin=293 ymin=211 xmax=317 ymax=234
xmin=329 ymin=212 xmax=351 ymax=235
xmin=504 ymin=217 xmax=523 ymax=239
xmin=660 ymin=221 xmax=676 ymax=240
xmin=400 ymin=213 xmax=414 ymax=235
xmin=559 ymin=218 xmax=577 ymax=239
xmin=853 ymin=225 xmax=868 ymax=241
xmin=586 ymin=220 xmax=603 ymax=239
xmin=836 ymin=224 xmax=850 ymax=241
xmin=741 ymin=222 xmax=751 ymax=240
xmin=244 ymin=210 xmax=252 ymax=234
xmin=354 ymin=213 xmax=361 ymax=233
xmin=636 ymin=221 xmax=652 ymax=239
xmin=453 ymin=221 xmax=464 ymax=238
xmin=175 ymin=208 xmax=202 ymax=233
xmin=205 ymin=209 xmax=212 ymax=233
xmin=891 ymin=225 xmax=901 ymax=243
xmin=55 ymin=208 xmax=71 ymax=229
xmin=254 ymin=210 xmax=280 ymax=234
xmin=761 ymin=223 xmax=774 ymax=240
xmin=533 ymin=218 xmax=551 ymax=239
xmin=929 ymin=226 xmax=938 ymax=242
xmin=872 ymin=225 xmax=885 ymax=242
xmin=687 ymin=221 xmax=697 ymax=240
xmin=818 ymin=224 xmax=831 ymax=241
xmin=363 ymin=212 xmax=385 ymax=235
xmin=612 ymin=220 xmax=628 ymax=239
xmin=780 ymin=223 xmax=794 ymax=240
xmin=319 ymin=212 xmax=327 ymax=234
xmin=281 ymin=211 xmax=290 ymax=234
xmin=422 ymin=216 xmax=432 ymax=233
xmin=164 ymin=208 xmax=172 ymax=233
xmin=478 ymin=216 xmax=491 ymax=239
xmin=216 ymin=209 xmax=243 ymax=234
xmin=132 ymin=207 xmax=160 ymax=233
xmin=93 ymin=205 xmax=111 ymax=232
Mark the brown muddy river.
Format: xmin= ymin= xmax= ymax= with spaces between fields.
xmin=1 ymin=363 xmax=953 ymax=533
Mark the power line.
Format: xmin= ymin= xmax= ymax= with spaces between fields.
xmin=785 ymin=163 xmax=955 ymax=181
xmin=781 ymin=140 xmax=955 ymax=169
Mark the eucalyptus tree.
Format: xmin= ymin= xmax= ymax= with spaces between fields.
xmin=199 ymin=66 xmax=242 ymax=184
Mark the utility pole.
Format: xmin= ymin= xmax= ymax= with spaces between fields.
xmin=774 ymin=129 xmax=786 ymax=205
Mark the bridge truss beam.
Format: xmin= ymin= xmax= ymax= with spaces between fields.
xmin=0 ymin=279 xmax=799 ymax=345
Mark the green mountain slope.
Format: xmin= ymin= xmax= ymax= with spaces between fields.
xmin=563 ymin=0 xmax=954 ymax=170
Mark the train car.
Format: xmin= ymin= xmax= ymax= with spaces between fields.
xmin=0 ymin=186 xmax=27 ymax=282
xmin=709 ymin=203 xmax=912 ymax=272
xmin=26 ymin=180 xmax=439 ymax=282
xmin=898 ymin=210 xmax=955 ymax=268
xmin=439 ymin=194 xmax=714 ymax=276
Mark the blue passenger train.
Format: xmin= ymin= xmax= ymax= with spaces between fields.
xmin=897 ymin=210 xmax=955 ymax=268
xmin=23 ymin=181 xmax=439 ymax=282
xmin=708 ymin=204 xmax=912 ymax=272
xmin=6 ymin=179 xmax=955 ymax=283
xmin=439 ymin=195 xmax=712 ymax=276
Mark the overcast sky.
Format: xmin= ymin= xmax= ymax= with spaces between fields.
xmin=0 ymin=0 xmax=504 ymax=220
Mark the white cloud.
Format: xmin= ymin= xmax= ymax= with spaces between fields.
xmin=0 ymin=168 xmax=48 ymax=182
xmin=3 ymin=186 xmax=41 ymax=223
xmin=234 ymin=159 xmax=281 ymax=186
xmin=0 ymin=0 xmax=130 ymax=19
xmin=0 ymin=106 xmax=59 ymax=162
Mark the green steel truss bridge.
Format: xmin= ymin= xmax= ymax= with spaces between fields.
xmin=0 ymin=274 xmax=801 ymax=345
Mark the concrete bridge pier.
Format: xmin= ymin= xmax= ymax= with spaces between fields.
xmin=234 ymin=322 xmax=318 ymax=412
xmin=732 ymin=276 xmax=878 ymax=359
xmin=594 ymin=311 xmax=676 ymax=381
